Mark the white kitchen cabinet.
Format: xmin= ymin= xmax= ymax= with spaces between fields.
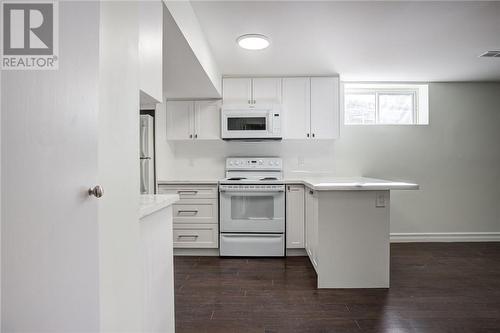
xmin=166 ymin=101 xmax=193 ymax=140
xmin=310 ymin=77 xmax=339 ymax=139
xmin=282 ymin=77 xmax=311 ymax=139
xmin=286 ymin=185 xmax=305 ymax=248
xmin=252 ymin=78 xmax=282 ymax=104
xmin=166 ymin=100 xmax=220 ymax=140
xmin=305 ymin=187 xmax=319 ymax=272
xmin=222 ymin=77 xmax=282 ymax=105
xmin=158 ymin=184 xmax=219 ymax=249
xmin=194 ymin=100 xmax=220 ymax=140
xmin=282 ymin=76 xmax=339 ymax=140
xmin=222 ymin=78 xmax=252 ymax=104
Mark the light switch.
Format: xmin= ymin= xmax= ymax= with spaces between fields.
xmin=376 ymin=193 xmax=385 ymax=207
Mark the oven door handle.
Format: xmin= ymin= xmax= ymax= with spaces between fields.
xmin=247 ymin=217 xmax=274 ymax=220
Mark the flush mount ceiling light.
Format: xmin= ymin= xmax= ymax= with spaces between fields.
xmin=237 ymin=34 xmax=270 ymax=50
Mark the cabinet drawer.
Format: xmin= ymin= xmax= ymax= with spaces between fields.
xmin=173 ymin=224 xmax=218 ymax=248
xmin=173 ymin=199 xmax=217 ymax=224
xmin=158 ymin=184 xmax=218 ymax=200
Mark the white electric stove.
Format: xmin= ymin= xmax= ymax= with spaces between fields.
xmin=219 ymin=157 xmax=285 ymax=257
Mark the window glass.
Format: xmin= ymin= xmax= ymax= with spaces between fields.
xmin=345 ymin=93 xmax=376 ymax=124
xmin=344 ymin=84 xmax=429 ymax=125
xmin=379 ymin=93 xmax=414 ymax=124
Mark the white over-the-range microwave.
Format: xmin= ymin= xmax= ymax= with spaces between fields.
xmin=221 ymin=104 xmax=281 ymax=140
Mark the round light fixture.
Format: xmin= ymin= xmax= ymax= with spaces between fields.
xmin=237 ymin=34 xmax=270 ymax=50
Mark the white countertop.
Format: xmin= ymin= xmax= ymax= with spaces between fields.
xmin=158 ymin=176 xmax=418 ymax=191
xmin=287 ymin=177 xmax=419 ymax=191
xmin=139 ymin=194 xmax=179 ymax=219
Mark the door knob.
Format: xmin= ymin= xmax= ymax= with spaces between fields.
xmin=88 ymin=185 xmax=104 ymax=198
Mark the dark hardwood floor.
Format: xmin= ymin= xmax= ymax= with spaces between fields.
xmin=174 ymin=243 xmax=500 ymax=333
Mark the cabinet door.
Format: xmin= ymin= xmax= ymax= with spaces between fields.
xmin=166 ymin=101 xmax=194 ymax=140
xmin=305 ymin=188 xmax=314 ymax=258
xmin=194 ymin=100 xmax=220 ymax=140
xmin=310 ymin=77 xmax=340 ymax=139
xmin=222 ymin=78 xmax=252 ymax=104
xmin=286 ymin=185 xmax=305 ymax=248
xmin=252 ymin=78 xmax=282 ymax=104
xmin=311 ymin=192 xmax=319 ymax=269
xmin=282 ymin=77 xmax=311 ymax=139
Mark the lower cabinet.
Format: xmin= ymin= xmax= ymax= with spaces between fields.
xmin=305 ymin=187 xmax=319 ymax=272
xmin=286 ymin=185 xmax=305 ymax=248
xmin=158 ymin=184 xmax=219 ymax=248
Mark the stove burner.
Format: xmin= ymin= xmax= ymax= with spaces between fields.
xmin=260 ymin=177 xmax=278 ymax=181
xmin=227 ymin=177 xmax=247 ymax=181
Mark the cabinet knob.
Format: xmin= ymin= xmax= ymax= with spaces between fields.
xmin=312 ymin=133 xmax=316 ymax=138
xmin=189 ymin=134 xmax=193 ymax=139
xmin=88 ymin=185 xmax=104 ymax=198
xmin=194 ymin=134 xmax=198 ymax=139
xmin=248 ymin=100 xmax=251 ymax=104
xmin=306 ymin=133 xmax=310 ymax=138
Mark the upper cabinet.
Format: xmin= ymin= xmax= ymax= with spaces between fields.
xmin=139 ymin=0 xmax=163 ymax=103
xmin=222 ymin=77 xmax=282 ymax=105
xmin=282 ymin=77 xmax=311 ymax=139
xmin=166 ymin=100 xmax=220 ymax=141
xmin=222 ymin=78 xmax=252 ymax=104
xmin=252 ymin=78 xmax=282 ymax=104
xmin=310 ymin=77 xmax=339 ymax=140
xmin=282 ymin=77 xmax=339 ymax=140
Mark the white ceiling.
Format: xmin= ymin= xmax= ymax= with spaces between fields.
xmin=191 ymin=1 xmax=500 ymax=82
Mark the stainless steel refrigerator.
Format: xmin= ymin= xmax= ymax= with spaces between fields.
xmin=140 ymin=114 xmax=155 ymax=194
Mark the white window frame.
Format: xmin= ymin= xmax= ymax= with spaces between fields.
xmin=343 ymin=83 xmax=429 ymax=125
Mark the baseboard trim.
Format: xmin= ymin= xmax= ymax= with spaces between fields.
xmin=390 ymin=232 xmax=500 ymax=242
xmin=286 ymin=248 xmax=307 ymax=256
xmin=174 ymin=248 xmax=219 ymax=256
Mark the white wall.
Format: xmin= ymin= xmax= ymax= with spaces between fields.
xmin=163 ymin=0 xmax=221 ymax=98
xmin=156 ymin=83 xmax=500 ymax=235
xmin=98 ymin=1 xmax=143 ymax=331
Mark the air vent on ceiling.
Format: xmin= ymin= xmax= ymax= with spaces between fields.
xmin=479 ymin=50 xmax=500 ymax=58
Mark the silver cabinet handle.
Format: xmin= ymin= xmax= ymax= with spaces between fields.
xmin=177 ymin=190 xmax=198 ymax=195
xmin=194 ymin=134 xmax=198 ymax=139
xmin=178 ymin=235 xmax=199 ymax=239
xmin=189 ymin=134 xmax=193 ymax=139
xmin=88 ymin=185 xmax=103 ymax=198
xmin=312 ymin=133 xmax=315 ymax=138
xmin=306 ymin=133 xmax=310 ymax=138
xmin=177 ymin=210 xmax=199 ymax=215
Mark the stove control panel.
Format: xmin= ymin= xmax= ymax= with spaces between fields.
xmin=220 ymin=184 xmax=285 ymax=192
xmin=226 ymin=157 xmax=282 ymax=170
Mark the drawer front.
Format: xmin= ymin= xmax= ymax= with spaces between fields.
xmin=173 ymin=224 xmax=218 ymax=248
xmin=158 ymin=184 xmax=218 ymax=200
xmin=173 ymin=199 xmax=218 ymax=224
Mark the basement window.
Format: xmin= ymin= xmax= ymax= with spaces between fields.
xmin=344 ymin=83 xmax=429 ymax=125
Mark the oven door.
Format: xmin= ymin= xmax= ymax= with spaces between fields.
xmin=219 ymin=187 xmax=285 ymax=233
xmin=221 ymin=109 xmax=279 ymax=140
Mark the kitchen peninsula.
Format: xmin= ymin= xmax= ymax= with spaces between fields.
xmin=159 ymin=176 xmax=418 ymax=289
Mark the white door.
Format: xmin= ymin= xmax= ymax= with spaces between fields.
xmin=2 ymin=2 xmax=143 ymax=331
xmin=222 ymin=78 xmax=252 ymax=104
xmin=282 ymin=77 xmax=311 ymax=139
xmin=166 ymin=100 xmax=194 ymax=140
xmin=194 ymin=100 xmax=220 ymax=140
xmin=310 ymin=77 xmax=340 ymax=139
xmin=252 ymin=78 xmax=282 ymax=104
xmin=286 ymin=185 xmax=305 ymax=248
